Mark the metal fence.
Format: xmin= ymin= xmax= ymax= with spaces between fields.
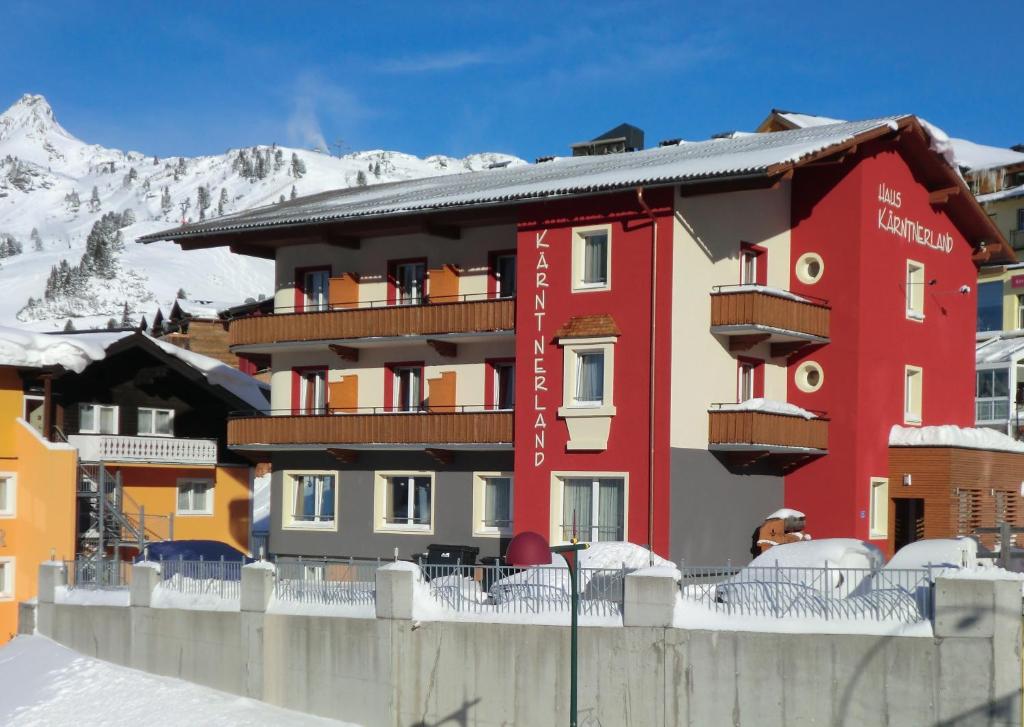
xmin=156 ymin=558 xmax=243 ymax=601
xmin=273 ymin=557 xmax=379 ymax=606
xmin=678 ymin=565 xmax=934 ymax=623
xmin=419 ymin=564 xmax=627 ymax=617
xmin=250 ymin=533 xmax=269 ymax=560
xmin=64 ymin=557 xmax=133 ymax=590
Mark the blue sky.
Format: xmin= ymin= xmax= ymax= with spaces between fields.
xmin=3 ymin=1 xmax=1021 ymax=160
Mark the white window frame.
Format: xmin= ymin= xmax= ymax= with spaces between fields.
xmin=869 ymin=477 xmax=889 ymax=539
xmin=472 ymin=472 xmax=513 ymax=537
xmin=395 ymin=261 xmax=426 ymax=305
xmin=297 ymin=369 xmax=327 ymax=415
xmin=78 ymin=403 xmax=119 ymax=435
xmin=738 ymin=362 xmax=756 ymax=402
xmin=571 ymin=224 xmax=612 ymax=292
xmin=303 ymin=269 xmax=331 ymax=312
xmin=392 ymin=366 xmax=424 ymax=412
xmin=905 ymin=260 xmax=925 ymax=321
xmin=282 ymin=470 xmax=338 ymax=531
xmin=0 ymin=557 xmax=14 ymax=601
xmin=176 ymin=478 xmax=214 ymax=516
xmin=549 ymin=471 xmax=628 ymax=545
xmin=0 ymin=472 xmax=15 ymax=519
xmin=137 ymin=407 xmax=175 ymax=437
xmin=373 ymin=470 xmax=435 ymax=534
xmin=904 ymin=365 xmax=923 ymax=425
xmin=558 ymin=337 xmax=616 ymax=417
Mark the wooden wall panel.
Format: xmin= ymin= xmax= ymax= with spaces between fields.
xmin=329 ymin=273 xmax=360 ymax=309
xmin=427 ymin=371 xmax=456 ymax=412
xmin=709 ymin=411 xmax=828 ymax=450
xmin=711 ymin=291 xmax=830 ymax=338
xmin=328 ymin=375 xmax=358 ymax=413
xmin=427 ymin=265 xmax=460 ymax=303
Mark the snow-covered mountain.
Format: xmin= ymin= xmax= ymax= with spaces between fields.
xmin=0 ymin=94 xmax=525 ymax=330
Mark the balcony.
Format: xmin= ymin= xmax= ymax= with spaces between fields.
xmin=68 ymin=434 xmax=218 ymax=466
xmin=227 ymin=408 xmax=514 ymax=449
xmin=710 ymin=286 xmax=830 ymax=356
xmin=228 ymin=296 xmax=515 ymax=352
xmin=708 ymin=402 xmax=828 ymax=472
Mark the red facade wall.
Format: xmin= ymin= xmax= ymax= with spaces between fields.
xmin=512 ymin=189 xmax=675 ymax=555
xmin=787 ymin=140 xmax=977 ymax=546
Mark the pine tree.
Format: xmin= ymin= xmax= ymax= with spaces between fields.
xmin=290 ymin=153 xmax=306 ymax=179
xmin=89 ymin=185 xmax=101 ymax=212
xmin=120 ymin=208 xmax=136 ymax=227
xmin=255 ymin=151 xmax=267 ymax=180
xmin=120 ymin=302 xmax=133 ymax=327
xmin=176 ymin=288 xmax=188 ymax=300
xmin=290 ymin=185 xmax=297 ymax=200
xmin=278 ymin=194 xmax=285 ymax=204
xmin=273 ymin=148 xmax=284 ymax=171
xmin=63 ymin=319 xmax=75 ymax=332
xmin=30 ymin=227 xmax=42 ymax=251
xmin=64 ymin=190 xmax=81 ymax=212
xmin=217 ymin=187 xmax=228 ymax=216
xmin=373 ymin=161 xmax=381 ymax=178
xmin=197 ymin=185 xmax=211 ymax=221
xmin=106 ymin=318 xmax=118 ymax=329
xmin=356 ymin=170 xmax=367 ymax=187
xmin=173 ymin=157 xmax=187 ymax=180
xmin=160 ymin=186 xmax=172 ymax=214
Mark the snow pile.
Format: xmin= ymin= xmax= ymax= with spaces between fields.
xmin=0 ymin=325 xmax=127 ymax=372
xmin=715 ymin=398 xmax=818 ymax=420
xmin=774 ymin=111 xmax=847 ymax=129
xmin=918 ymin=118 xmax=959 ymax=172
xmin=978 ymin=183 xmax=1024 ymax=204
xmin=0 ymin=636 xmax=353 ymax=726
xmin=765 ymin=508 xmax=805 ymax=521
xmin=54 ymin=586 xmax=129 ymax=607
xmin=885 ymin=537 xmax=980 ymax=571
xmin=737 ymin=285 xmax=811 ymax=303
xmin=889 ymin=424 xmax=1024 ymax=454
xmin=151 ymin=585 xmax=239 ymax=612
xmin=579 ymin=541 xmax=671 ymax=570
xmin=948 ymin=137 xmax=1024 ymax=172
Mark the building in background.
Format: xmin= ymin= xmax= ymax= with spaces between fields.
xmin=142 ymin=115 xmax=1011 ymax=563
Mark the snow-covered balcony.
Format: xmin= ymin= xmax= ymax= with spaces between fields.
xmin=710 ymin=285 xmax=830 ymax=356
xmin=228 ymin=296 xmax=515 ymax=353
xmin=708 ymin=399 xmax=828 ymax=471
xmin=227 ymin=408 xmax=514 ymax=451
xmin=68 ymin=434 xmax=218 ymax=466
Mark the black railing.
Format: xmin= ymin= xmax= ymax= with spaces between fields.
xmin=229 ymin=405 xmax=513 ymax=419
xmin=267 ymin=292 xmax=515 ymax=315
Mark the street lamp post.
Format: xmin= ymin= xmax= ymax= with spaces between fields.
xmin=551 ymin=541 xmax=589 ymax=727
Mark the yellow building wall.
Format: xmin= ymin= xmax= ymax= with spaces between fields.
xmin=0 ymin=374 xmax=77 ymax=643
xmin=977 ymin=266 xmax=1024 ymax=331
xmin=115 ymin=464 xmax=251 ymax=554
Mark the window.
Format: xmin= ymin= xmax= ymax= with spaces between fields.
xmin=294 ymin=367 xmax=327 ymax=415
xmin=297 ymin=267 xmax=330 ymax=312
xmin=287 ymin=473 xmax=336 ymax=527
xmin=904 ymin=366 xmax=923 ymax=424
xmin=558 ymin=337 xmax=617 ymax=449
xmin=79 ymin=404 xmax=118 ymax=434
xmin=23 ymin=395 xmax=44 ymax=434
xmin=976 ymin=368 xmax=1010 ymax=422
xmin=137 ymin=407 xmax=174 ymax=436
xmin=1017 ymin=295 xmax=1024 ymax=329
xmin=794 ymin=361 xmax=824 ymax=393
xmin=391 ymin=364 xmax=424 ymax=412
xmin=572 ymin=226 xmax=612 ymax=291
xmin=378 ymin=474 xmax=432 ymax=531
xmin=573 ymin=351 xmax=605 ymax=406
xmin=905 ymin=260 xmax=925 ymax=320
xmin=473 ymin=473 xmax=513 ymax=536
xmin=1017 ymin=207 xmax=1024 ymax=231
xmin=0 ymin=558 xmax=14 ymax=600
xmin=492 ymin=252 xmax=517 ymax=299
xmin=977 ymin=281 xmax=1004 ymax=332
xmin=737 ymin=358 xmax=763 ymax=401
xmin=739 ymin=243 xmax=767 ymax=286
xmin=559 ymin=476 xmax=624 ymax=542
xmin=490 ymin=361 xmax=515 ymax=411
xmin=0 ymin=473 xmax=15 ymax=518
xmin=869 ymin=478 xmax=889 ymax=539
xmin=393 ymin=260 xmax=426 ymax=305
xmin=177 ymin=478 xmax=213 ymax=515
xmin=795 ymin=252 xmax=824 ymax=285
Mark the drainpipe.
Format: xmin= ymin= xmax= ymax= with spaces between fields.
xmin=636 ymin=187 xmax=658 ymax=559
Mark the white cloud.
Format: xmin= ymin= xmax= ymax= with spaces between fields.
xmin=285 ymin=73 xmax=367 ymax=152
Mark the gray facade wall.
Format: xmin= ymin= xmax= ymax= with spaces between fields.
xmin=670 ymin=447 xmax=784 ymax=565
xmin=270 ymin=450 xmax=513 ymax=560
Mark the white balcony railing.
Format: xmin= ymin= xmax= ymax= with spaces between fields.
xmin=68 ymin=434 xmax=218 ymax=465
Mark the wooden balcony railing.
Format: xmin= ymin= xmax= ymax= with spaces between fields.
xmin=708 ymin=409 xmax=829 ymax=451
xmin=229 ymin=297 xmax=515 ymax=347
xmin=228 ymin=410 xmax=514 ymax=447
xmin=710 ymin=287 xmax=830 ymax=340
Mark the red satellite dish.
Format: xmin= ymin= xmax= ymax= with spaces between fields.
xmin=505 ymin=531 xmax=551 ymax=567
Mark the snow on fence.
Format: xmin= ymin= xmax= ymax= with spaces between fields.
xmin=64 ymin=558 xmax=132 ymax=590
xmin=678 ymin=565 xmax=934 ymax=624
xmin=419 ymin=563 xmax=626 ymax=617
xmin=156 ymin=558 xmax=242 ymax=602
xmin=273 ymin=557 xmax=379 ymax=606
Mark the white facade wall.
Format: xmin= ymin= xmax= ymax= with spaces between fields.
xmin=670 ymin=183 xmax=792 ymax=449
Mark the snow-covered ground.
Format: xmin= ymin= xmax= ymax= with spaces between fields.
xmin=0 ymin=636 xmax=358 ymax=726
xmin=0 ymin=93 xmax=524 ymax=330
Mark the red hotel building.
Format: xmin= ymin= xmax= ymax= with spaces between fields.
xmin=141 ymin=115 xmax=1011 ymax=564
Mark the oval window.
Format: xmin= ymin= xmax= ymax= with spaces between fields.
xmin=795 ymin=253 xmax=824 ymax=285
xmin=795 ymin=361 xmax=824 ymax=393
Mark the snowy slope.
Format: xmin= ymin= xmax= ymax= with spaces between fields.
xmin=0 ymin=94 xmax=524 ymax=330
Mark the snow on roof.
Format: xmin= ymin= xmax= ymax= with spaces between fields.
xmin=978 ymin=182 xmax=1024 ymax=205
xmin=0 ymin=325 xmax=130 ymax=372
xmin=889 ymin=424 xmax=1024 ymax=454
xmin=976 ymin=332 xmax=1024 ymax=364
xmin=145 ymin=334 xmax=268 ymax=409
xmin=715 ymin=398 xmax=818 ymax=419
xmin=172 ymin=299 xmax=239 ymax=319
xmin=949 ymin=137 xmax=1024 ymax=172
xmin=775 ymin=111 xmax=847 ymax=129
xmin=141 ymin=117 xmax=908 ymax=243
xmin=766 ymin=508 xmax=805 ymax=521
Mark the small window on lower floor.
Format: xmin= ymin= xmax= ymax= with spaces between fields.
xmin=177 ymin=478 xmax=214 ymax=515
xmin=869 ymin=478 xmax=889 ymax=539
xmin=904 ymin=366 xmax=923 ymax=424
xmin=287 ymin=473 xmax=336 ymax=527
xmin=559 ymin=476 xmax=624 ymax=543
xmin=0 ymin=473 xmax=15 ymax=518
xmin=385 ymin=475 xmax=432 ymax=530
xmin=0 ymin=558 xmax=14 ymax=599
xmin=474 ymin=473 xmax=513 ymax=536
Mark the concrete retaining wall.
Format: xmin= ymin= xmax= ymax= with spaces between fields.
xmin=32 ymin=565 xmax=1023 ymax=727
